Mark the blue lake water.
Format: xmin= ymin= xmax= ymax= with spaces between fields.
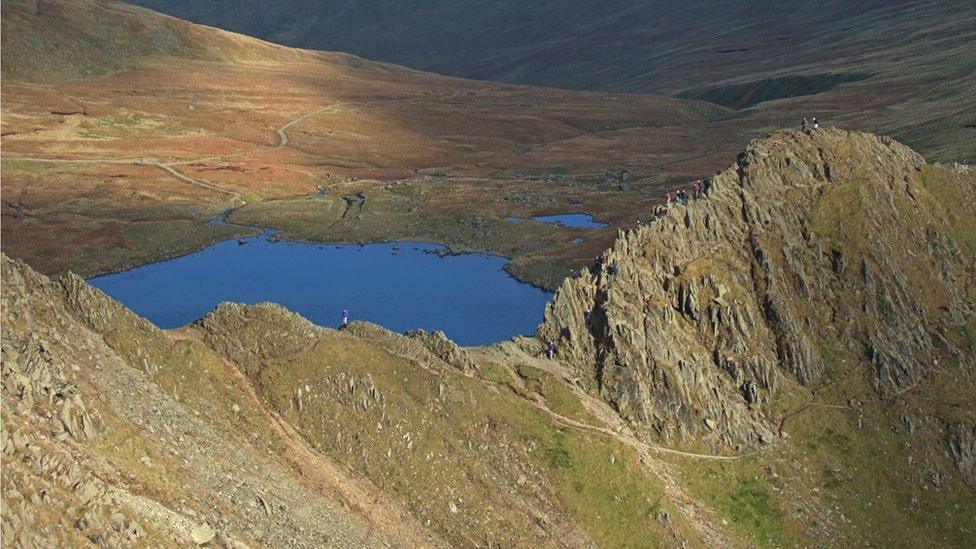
xmin=507 ymin=213 xmax=609 ymax=229
xmin=88 ymin=233 xmax=553 ymax=346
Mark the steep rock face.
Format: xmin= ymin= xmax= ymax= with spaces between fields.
xmin=541 ymin=129 xmax=976 ymax=448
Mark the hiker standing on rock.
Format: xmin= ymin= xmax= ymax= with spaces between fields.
xmin=812 ymin=117 xmax=820 ymax=130
xmin=801 ymin=117 xmax=809 ymax=132
xmin=702 ymin=178 xmax=712 ymax=197
xmin=693 ymin=180 xmax=703 ymax=199
xmin=665 ymin=191 xmax=673 ymax=207
xmin=546 ymin=340 xmax=556 ymax=360
xmin=341 ymin=308 xmax=350 ymax=326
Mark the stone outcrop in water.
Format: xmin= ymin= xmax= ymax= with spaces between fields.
xmin=541 ymin=128 xmax=976 ymax=448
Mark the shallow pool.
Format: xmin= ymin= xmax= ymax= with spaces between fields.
xmin=88 ymin=233 xmax=553 ymax=346
xmin=508 ymin=213 xmax=609 ymax=229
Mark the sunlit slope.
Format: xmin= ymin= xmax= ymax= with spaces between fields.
xmin=1 ymin=0 xmax=738 ymax=290
xmin=0 ymin=0 xmax=329 ymax=82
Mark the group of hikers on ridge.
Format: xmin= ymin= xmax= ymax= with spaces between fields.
xmin=801 ymin=116 xmax=820 ymax=133
xmin=665 ymin=178 xmax=711 ymax=207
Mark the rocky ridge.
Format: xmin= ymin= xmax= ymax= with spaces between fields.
xmin=3 ymin=128 xmax=975 ymax=546
xmin=1 ymin=256 xmax=422 ymax=547
xmin=541 ymin=128 xmax=975 ymax=449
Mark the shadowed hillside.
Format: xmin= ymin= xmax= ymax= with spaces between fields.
xmin=4 ymin=129 xmax=975 ymax=546
xmin=128 ymin=0 xmax=976 ymax=161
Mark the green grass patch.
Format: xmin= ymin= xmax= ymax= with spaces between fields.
xmin=676 ymin=459 xmax=785 ymax=546
xmin=516 ymin=363 xmax=595 ymax=423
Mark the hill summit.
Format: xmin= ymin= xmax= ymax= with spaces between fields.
xmin=542 ymin=128 xmax=975 ymax=448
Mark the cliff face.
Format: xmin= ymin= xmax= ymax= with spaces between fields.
xmin=541 ymin=128 xmax=976 ymax=448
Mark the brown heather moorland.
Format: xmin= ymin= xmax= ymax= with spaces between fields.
xmin=3 ymin=0 xmax=771 ymax=289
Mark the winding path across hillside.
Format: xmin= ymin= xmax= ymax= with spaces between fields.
xmin=1 ymin=156 xmax=244 ymax=204
xmin=3 ymin=95 xmax=435 ymax=202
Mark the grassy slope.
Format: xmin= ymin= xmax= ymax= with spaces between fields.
xmin=224 ymin=329 xmax=694 ymax=546
xmin=8 ymin=251 xmax=971 ymax=546
xmin=122 ymin=0 xmax=966 ymax=92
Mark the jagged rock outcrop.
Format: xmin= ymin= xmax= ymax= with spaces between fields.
xmin=0 ymin=256 xmax=405 ymax=546
xmin=0 ymin=255 xmax=696 ymax=547
xmin=192 ymin=302 xmax=327 ymax=376
xmin=403 ymin=329 xmax=476 ymax=372
xmin=949 ymin=425 xmax=976 ymax=489
xmin=1 ymin=335 xmax=97 ymax=443
xmin=541 ymin=129 xmax=976 ymax=448
xmin=346 ymin=323 xmax=476 ymax=372
xmin=193 ymin=304 xmax=477 ymax=377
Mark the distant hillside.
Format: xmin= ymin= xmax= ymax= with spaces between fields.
xmin=126 ymin=0 xmax=976 ymax=162
xmin=122 ymin=1 xmax=968 ymax=91
xmin=0 ymin=0 xmax=380 ymax=82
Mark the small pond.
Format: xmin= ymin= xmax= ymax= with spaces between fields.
xmin=507 ymin=213 xmax=610 ymax=229
xmin=88 ymin=233 xmax=553 ymax=346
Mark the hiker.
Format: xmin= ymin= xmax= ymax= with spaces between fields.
xmin=801 ymin=117 xmax=809 ymax=132
xmin=693 ymin=180 xmax=702 ymax=199
xmin=702 ymin=178 xmax=712 ymax=197
xmin=678 ymin=189 xmax=688 ymax=205
xmin=546 ymin=340 xmax=556 ymax=360
xmin=665 ymin=191 xmax=673 ymax=207
xmin=812 ymin=117 xmax=820 ymax=130
xmin=341 ymin=308 xmax=350 ymax=326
